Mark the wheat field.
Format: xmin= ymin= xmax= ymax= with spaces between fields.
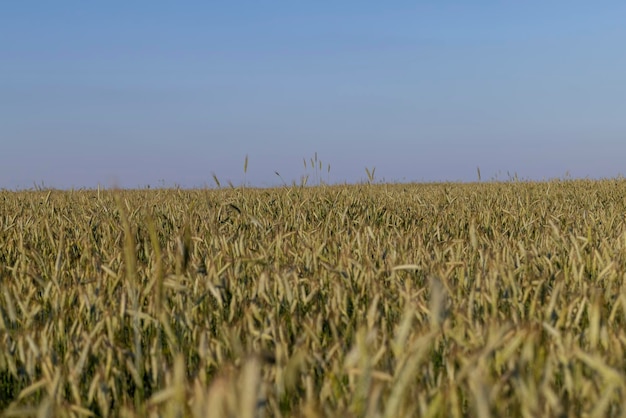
xmin=2 ymin=180 xmax=626 ymax=417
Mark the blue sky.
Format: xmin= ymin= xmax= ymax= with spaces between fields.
xmin=2 ymin=2 xmax=626 ymax=189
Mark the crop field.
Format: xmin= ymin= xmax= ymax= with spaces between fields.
xmin=2 ymin=180 xmax=626 ymax=417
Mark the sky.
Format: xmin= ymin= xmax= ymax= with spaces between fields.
xmin=2 ymin=2 xmax=626 ymax=189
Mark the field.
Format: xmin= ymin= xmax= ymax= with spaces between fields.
xmin=2 ymin=180 xmax=626 ymax=417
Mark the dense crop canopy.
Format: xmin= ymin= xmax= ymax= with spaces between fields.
xmin=1 ymin=180 xmax=626 ymax=416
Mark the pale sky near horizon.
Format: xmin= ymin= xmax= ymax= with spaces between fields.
xmin=2 ymin=2 xmax=626 ymax=189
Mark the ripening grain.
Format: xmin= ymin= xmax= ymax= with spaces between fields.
xmin=1 ymin=179 xmax=626 ymax=417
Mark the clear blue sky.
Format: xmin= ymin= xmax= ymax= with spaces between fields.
xmin=2 ymin=2 xmax=626 ymax=189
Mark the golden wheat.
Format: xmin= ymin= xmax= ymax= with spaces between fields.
xmin=1 ymin=180 xmax=626 ymax=416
